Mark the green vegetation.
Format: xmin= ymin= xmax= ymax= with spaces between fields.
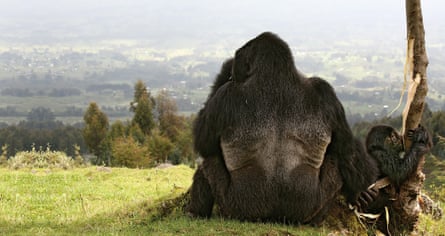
xmin=80 ymin=80 xmax=198 ymax=168
xmin=83 ymin=102 xmax=109 ymax=165
xmin=0 ymin=80 xmax=197 ymax=169
xmin=0 ymin=123 xmax=85 ymax=158
xmin=0 ymin=166 xmax=193 ymax=235
xmin=0 ymin=166 xmax=442 ymax=235
xmin=130 ymin=80 xmax=156 ymax=135
xmin=7 ymin=145 xmax=77 ymax=170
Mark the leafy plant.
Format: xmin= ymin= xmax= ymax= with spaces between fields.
xmin=111 ymin=137 xmax=151 ymax=168
xmin=8 ymin=144 xmax=74 ymax=169
xmin=0 ymin=144 xmax=8 ymax=167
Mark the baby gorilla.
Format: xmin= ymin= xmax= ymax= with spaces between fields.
xmin=366 ymin=125 xmax=432 ymax=188
xmin=362 ymin=125 xmax=432 ymax=234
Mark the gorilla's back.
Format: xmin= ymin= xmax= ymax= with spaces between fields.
xmin=220 ymin=86 xmax=332 ymax=181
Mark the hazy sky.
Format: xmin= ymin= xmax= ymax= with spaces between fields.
xmin=0 ymin=0 xmax=443 ymax=47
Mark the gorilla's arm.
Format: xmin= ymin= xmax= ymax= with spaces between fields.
xmin=193 ymin=82 xmax=245 ymax=158
xmin=311 ymin=77 xmax=379 ymax=203
xmin=336 ymin=136 xmax=379 ymax=203
xmin=369 ymin=126 xmax=432 ymax=186
xmin=399 ymin=126 xmax=432 ymax=182
xmin=368 ymin=147 xmax=416 ymax=187
xmin=193 ymin=58 xmax=235 ymax=158
xmin=187 ymin=166 xmax=214 ymax=218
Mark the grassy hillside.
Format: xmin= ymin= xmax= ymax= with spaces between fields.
xmin=0 ymin=166 xmax=443 ymax=235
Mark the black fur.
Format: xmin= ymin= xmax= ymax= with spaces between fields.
xmin=362 ymin=125 xmax=432 ymax=234
xmin=366 ymin=125 xmax=432 ymax=187
xmin=188 ymin=32 xmax=379 ymax=224
xmin=208 ymin=58 xmax=233 ymax=99
xmin=187 ymin=165 xmax=214 ymax=218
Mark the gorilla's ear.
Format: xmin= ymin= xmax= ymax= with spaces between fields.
xmin=232 ymin=47 xmax=249 ymax=83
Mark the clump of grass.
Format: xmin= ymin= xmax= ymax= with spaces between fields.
xmin=8 ymin=145 xmax=75 ymax=170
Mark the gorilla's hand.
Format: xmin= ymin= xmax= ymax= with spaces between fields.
xmin=407 ymin=125 xmax=432 ymax=155
xmin=355 ymin=186 xmax=379 ymax=211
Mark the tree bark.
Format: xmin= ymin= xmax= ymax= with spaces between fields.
xmin=402 ymin=0 xmax=428 ymax=140
xmin=393 ymin=0 xmax=429 ymax=234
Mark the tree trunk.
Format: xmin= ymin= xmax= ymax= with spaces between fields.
xmin=393 ymin=0 xmax=429 ymax=234
xmin=402 ymin=0 xmax=429 ymax=139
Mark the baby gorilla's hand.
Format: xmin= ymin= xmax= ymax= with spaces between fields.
xmin=408 ymin=125 xmax=432 ymax=154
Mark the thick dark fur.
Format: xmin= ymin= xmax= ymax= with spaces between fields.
xmin=208 ymin=58 xmax=233 ymax=99
xmin=364 ymin=125 xmax=432 ymax=210
xmin=366 ymin=125 xmax=432 ymax=187
xmin=363 ymin=125 xmax=432 ymax=234
xmin=187 ymin=32 xmax=379 ymax=224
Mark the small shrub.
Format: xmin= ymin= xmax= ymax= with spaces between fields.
xmin=8 ymin=145 xmax=74 ymax=170
xmin=0 ymin=144 xmax=8 ymax=167
xmin=111 ymin=137 xmax=151 ymax=168
xmin=73 ymin=144 xmax=85 ymax=167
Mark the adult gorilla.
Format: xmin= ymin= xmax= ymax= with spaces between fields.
xmin=187 ymin=32 xmax=378 ymax=224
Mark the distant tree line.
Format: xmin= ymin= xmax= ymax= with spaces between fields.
xmin=0 ymin=106 xmax=21 ymax=117
xmin=1 ymin=82 xmax=443 ymax=170
xmin=0 ymin=107 xmax=86 ymax=157
xmin=57 ymin=106 xmax=84 ymax=117
xmin=82 ymin=80 xmax=197 ymax=168
xmin=1 ymin=88 xmax=82 ymax=97
xmin=0 ymin=79 xmax=197 ymax=168
xmin=0 ymin=105 xmax=131 ymax=119
xmin=85 ymin=83 xmax=132 ymax=95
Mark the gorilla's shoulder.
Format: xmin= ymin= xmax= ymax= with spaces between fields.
xmin=306 ymin=76 xmax=337 ymax=99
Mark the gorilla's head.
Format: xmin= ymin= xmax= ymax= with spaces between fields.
xmin=232 ymin=32 xmax=295 ymax=83
xmin=366 ymin=125 xmax=404 ymax=157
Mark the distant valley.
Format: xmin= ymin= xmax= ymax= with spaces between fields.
xmin=0 ymin=38 xmax=444 ymax=125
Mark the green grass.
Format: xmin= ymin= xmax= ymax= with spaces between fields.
xmin=0 ymin=166 xmax=194 ymax=235
xmin=0 ymin=166 xmax=443 ymax=235
xmin=0 ymin=166 xmax=326 ymax=235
